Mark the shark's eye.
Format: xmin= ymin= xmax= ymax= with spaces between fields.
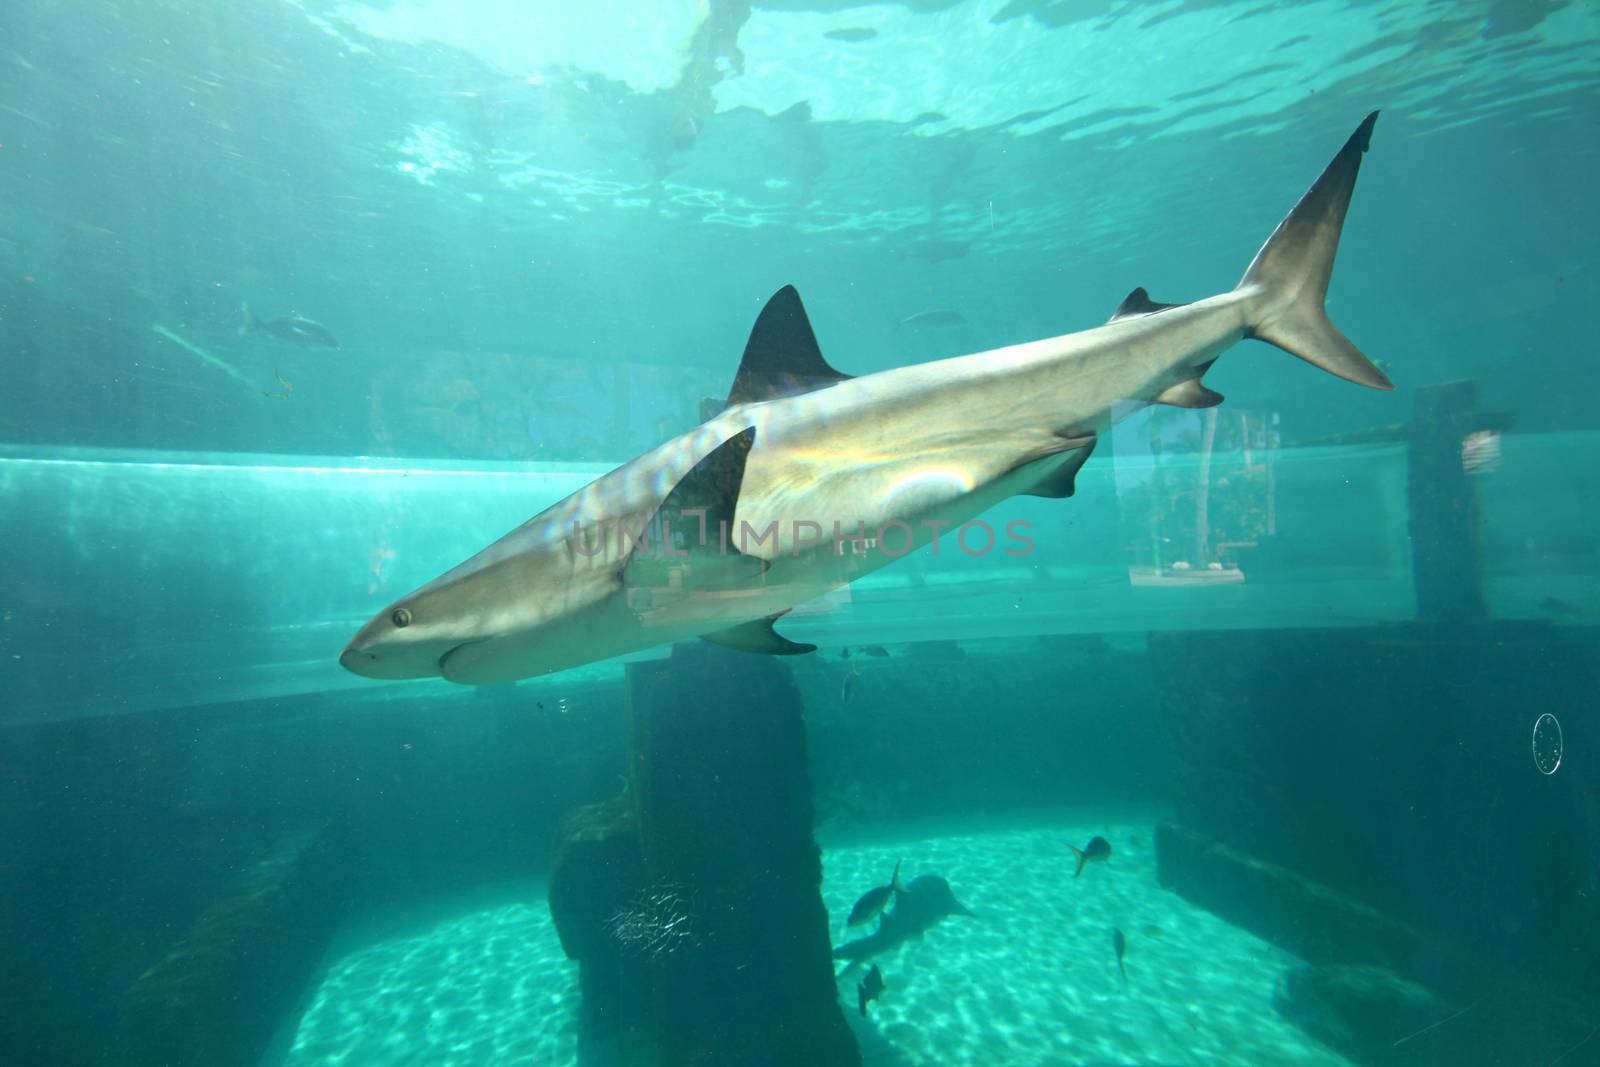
xmin=391 ymin=607 xmax=413 ymax=628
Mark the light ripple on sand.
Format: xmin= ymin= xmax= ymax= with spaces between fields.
xmin=278 ymin=823 xmax=1352 ymax=1067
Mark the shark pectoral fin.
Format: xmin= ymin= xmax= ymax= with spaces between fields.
xmin=440 ymin=636 xmax=518 ymax=685
xmin=1108 ymin=286 xmax=1185 ymax=323
xmin=700 ymin=612 xmax=817 ymax=656
xmin=1021 ymin=435 xmax=1097 ymax=499
xmin=627 ymin=427 xmax=764 ymax=592
xmin=723 ymin=286 xmax=853 ymax=409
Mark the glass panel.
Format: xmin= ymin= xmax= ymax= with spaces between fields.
xmin=2 ymin=2 xmax=1595 ymax=1065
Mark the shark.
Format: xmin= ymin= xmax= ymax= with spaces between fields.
xmin=834 ymin=874 xmax=976 ymax=966
xmin=341 ymin=113 xmax=1391 ymax=686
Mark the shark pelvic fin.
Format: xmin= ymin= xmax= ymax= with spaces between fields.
xmin=701 ymin=611 xmax=817 ymax=656
xmin=626 ymin=427 xmax=767 ymax=591
xmin=724 ymin=286 xmax=853 ymax=408
xmin=1153 ymin=360 xmax=1224 ymax=408
xmin=1022 ymin=437 xmax=1098 ymax=498
xmin=1238 ymin=112 xmax=1392 ymax=391
xmin=1108 ymin=287 xmax=1185 ymax=323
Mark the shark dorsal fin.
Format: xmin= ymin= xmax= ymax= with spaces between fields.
xmin=1109 ymin=287 xmax=1185 ymax=323
xmin=725 ymin=286 xmax=852 ymax=408
xmin=625 ymin=427 xmax=767 ymax=593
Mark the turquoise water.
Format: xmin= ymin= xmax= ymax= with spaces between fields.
xmin=279 ymin=822 xmax=1351 ymax=1067
xmin=2 ymin=2 xmax=1598 ymax=1065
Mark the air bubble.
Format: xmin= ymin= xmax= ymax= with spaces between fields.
xmin=1532 ymin=713 xmax=1563 ymax=775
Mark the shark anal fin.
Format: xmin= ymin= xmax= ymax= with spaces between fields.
xmin=700 ymin=612 xmax=817 ymax=656
xmin=626 ymin=427 xmax=765 ymax=591
xmin=1153 ymin=379 xmax=1224 ymax=408
xmin=724 ymin=286 xmax=853 ymax=408
xmin=1150 ymin=359 xmax=1223 ymax=409
xmin=1108 ymin=286 xmax=1185 ymax=323
xmin=1023 ymin=437 xmax=1098 ymax=498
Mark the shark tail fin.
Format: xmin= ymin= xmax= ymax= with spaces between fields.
xmin=1236 ymin=112 xmax=1392 ymax=391
xmin=1068 ymin=843 xmax=1086 ymax=878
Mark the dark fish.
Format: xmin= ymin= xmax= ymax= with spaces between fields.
xmin=895 ymin=310 xmax=969 ymax=329
xmin=1113 ymin=928 xmax=1127 ymax=982
xmin=905 ymin=239 xmax=970 ymax=263
xmin=238 ymin=303 xmax=340 ymax=348
xmin=841 ymin=665 xmax=859 ymax=705
xmin=841 ymin=646 xmax=852 ymax=659
xmin=861 ymin=644 xmax=890 ymax=657
xmin=857 ymin=963 xmax=885 ymax=1016
xmin=1068 ymin=835 xmax=1111 ymax=877
xmin=835 ymin=875 xmax=974 ymax=963
xmin=847 ymin=860 xmax=902 ymax=926
xmin=826 ymin=27 xmax=878 ymax=43
xmin=1538 ymin=597 xmax=1583 ymax=618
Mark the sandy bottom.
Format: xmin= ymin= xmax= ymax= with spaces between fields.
xmin=277 ymin=821 xmax=1351 ymax=1066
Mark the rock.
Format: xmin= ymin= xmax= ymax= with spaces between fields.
xmin=116 ymin=826 xmax=338 ymax=1066
xmin=549 ymin=642 xmax=858 ymax=1067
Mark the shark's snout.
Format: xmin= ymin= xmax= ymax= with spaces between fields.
xmin=338 ymin=620 xmax=451 ymax=680
xmin=338 ymin=645 xmax=376 ymax=675
xmin=338 ymin=641 xmax=396 ymax=679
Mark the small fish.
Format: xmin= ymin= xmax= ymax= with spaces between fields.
xmin=840 ymin=664 xmax=860 ymax=705
xmin=841 ymin=646 xmax=852 ymax=660
xmin=861 ymin=644 xmax=890 ymax=658
xmin=1538 ymin=597 xmax=1583 ymax=618
xmin=895 ymin=309 xmax=968 ymax=329
xmin=1068 ymin=835 xmax=1111 ymax=878
xmin=825 ymin=27 xmax=878 ymax=43
xmin=239 ymin=303 xmax=340 ymax=348
xmin=260 ymin=368 xmax=294 ymax=401
xmin=1140 ymin=924 xmax=1164 ymax=939
xmin=847 ymin=860 xmax=902 ymax=926
xmin=1113 ymin=928 xmax=1127 ymax=983
xmin=857 ymin=964 xmax=885 ymax=1016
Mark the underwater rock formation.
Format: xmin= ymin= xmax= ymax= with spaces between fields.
xmin=1153 ymin=823 xmax=1471 ymax=984
xmin=1148 ymin=623 xmax=1600 ymax=1003
xmin=549 ymin=641 xmax=859 ymax=1067
xmin=1275 ymin=963 xmax=1463 ymax=1065
xmin=116 ymin=826 xmax=338 ymax=1067
xmin=549 ymin=793 xmax=654 ymax=1065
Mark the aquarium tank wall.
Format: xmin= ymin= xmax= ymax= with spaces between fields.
xmin=1 ymin=1 xmax=1596 ymax=1065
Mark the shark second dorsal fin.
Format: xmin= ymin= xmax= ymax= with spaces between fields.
xmin=1108 ymin=286 xmax=1185 ymax=323
xmin=725 ymin=286 xmax=852 ymax=408
xmin=701 ymin=611 xmax=817 ymax=656
xmin=626 ymin=427 xmax=767 ymax=592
